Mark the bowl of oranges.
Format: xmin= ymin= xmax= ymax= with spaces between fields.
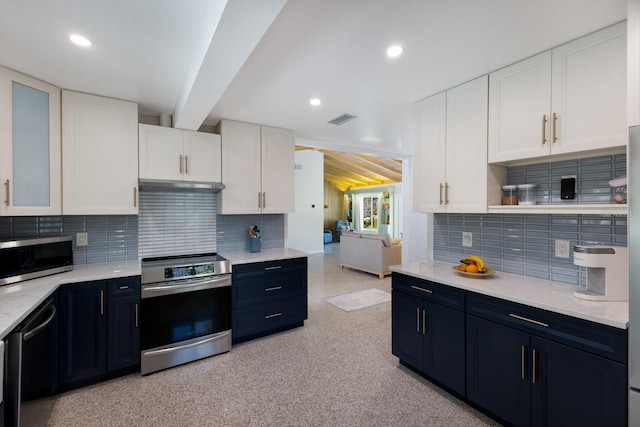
xmin=452 ymin=256 xmax=496 ymax=278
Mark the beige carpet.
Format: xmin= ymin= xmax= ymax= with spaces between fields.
xmin=325 ymin=288 xmax=391 ymax=312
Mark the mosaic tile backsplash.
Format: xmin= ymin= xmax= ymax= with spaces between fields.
xmin=0 ymin=192 xmax=285 ymax=264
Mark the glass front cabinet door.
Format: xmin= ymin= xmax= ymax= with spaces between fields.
xmin=0 ymin=66 xmax=61 ymax=216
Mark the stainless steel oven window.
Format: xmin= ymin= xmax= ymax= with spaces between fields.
xmin=140 ymin=283 xmax=231 ymax=351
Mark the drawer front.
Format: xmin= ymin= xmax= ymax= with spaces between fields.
xmin=392 ymin=273 xmax=465 ymax=311
xmin=233 ymin=257 xmax=307 ymax=280
xmin=466 ymin=292 xmax=627 ymax=363
xmin=233 ymin=271 xmax=306 ymax=308
xmin=232 ymin=296 xmax=307 ymax=339
xmin=107 ymin=276 xmax=141 ymax=298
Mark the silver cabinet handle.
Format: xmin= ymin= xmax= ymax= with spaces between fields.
xmin=411 ymin=285 xmax=433 ymax=294
xmin=416 ymin=307 xmax=420 ymax=333
xmin=100 ymin=289 xmax=104 ymax=315
xmin=509 ymin=313 xmax=549 ymax=328
xmin=4 ymin=179 xmax=9 ymax=206
xmin=179 ymin=154 xmax=183 ymax=173
xmin=439 ymin=183 xmax=443 ymax=205
xmin=135 ymin=303 xmax=139 ymax=328
xmin=185 ymin=155 xmax=188 ymax=174
xmin=542 ymin=115 xmax=547 ymax=145
xmin=552 ymin=112 xmax=558 ymax=143
xmin=264 ymin=266 xmax=282 ymax=271
xmin=262 ymin=192 xmax=266 ymax=208
xmin=265 ymin=286 xmax=282 ymax=292
xmin=119 ymin=285 xmax=129 ymax=290
xmin=445 ymin=183 xmax=450 ymax=205
xmin=521 ymin=345 xmax=526 ymax=380
xmin=133 ymin=187 xmax=137 ymax=207
xmin=265 ymin=312 xmax=282 ymax=319
xmin=532 ymin=349 xmax=537 ymax=384
xmin=258 ymin=192 xmax=262 ymax=208
xmin=422 ymin=309 xmax=426 ymax=335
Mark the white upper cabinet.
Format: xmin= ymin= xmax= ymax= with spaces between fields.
xmin=489 ymin=22 xmax=626 ymax=164
xmin=219 ymin=119 xmax=294 ymax=214
xmin=62 ymin=90 xmax=138 ymax=215
xmin=414 ymin=76 xmax=491 ymax=213
xmin=0 ymin=66 xmax=61 ymax=216
xmin=139 ymin=124 xmax=222 ymax=183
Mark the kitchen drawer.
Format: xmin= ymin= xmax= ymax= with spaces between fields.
xmin=232 ymin=296 xmax=307 ymax=342
xmin=233 ymin=271 xmax=306 ymax=308
xmin=107 ymin=276 xmax=140 ymax=298
xmin=466 ymin=292 xmax=627 ymax=363
xmin=232 ymin=257 xmax=307 ymax=280
xmin=392 ymin=273 xmax=465 ymax=311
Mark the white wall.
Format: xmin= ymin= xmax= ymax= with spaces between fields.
xmin=401 ymin=157 xmax=429 ymax=262
xmin=287 ymin=150 xmax=324 ymax=254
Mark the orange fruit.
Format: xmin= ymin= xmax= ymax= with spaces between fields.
xmin=465 ymin=264 xmax=479 ymax=274
xmin=458 ymin=264 xmax=467 ymax=271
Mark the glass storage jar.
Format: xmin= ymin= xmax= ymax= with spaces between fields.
xmin=609 ymin=176 xmax=627 ymax=204
xmin=517 ymin=184 xmax=537 ymax=205
xmin=501 ymin=185 xmax=518 ymax=205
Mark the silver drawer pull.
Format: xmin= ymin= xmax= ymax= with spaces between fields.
xmin=265 ymin=286 xmax=282 ymax=292
xmin=509 ymin=313 xmax=549 ymax=328
xmin=119 ymin=285 xmax=129 ymax=290
xmin=411 ymin=285 xmax=433 ymax=294
xmin=264 ymin=266 xmax=282 ymax=271
xmin=265 ymin=313 xmax=282 ymax=319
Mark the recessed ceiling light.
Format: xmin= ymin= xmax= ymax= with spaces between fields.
xmin=70 ymin=34 xmax=93 ymax=47
xmin=386 ymin=45 xmax=404 ymax=58
xmin=310 ymin=98 xmax=322 ymax=106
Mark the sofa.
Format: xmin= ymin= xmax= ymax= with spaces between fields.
xmin=339 ymin=232 xmax=401 ymax=279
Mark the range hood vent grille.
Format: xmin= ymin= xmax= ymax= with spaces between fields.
xmin=138 ymin=179 xmax=225 ymax=193
xmin=328 ymin=113 xmax=358 ymax=126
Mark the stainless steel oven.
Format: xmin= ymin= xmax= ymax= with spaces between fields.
xmin=140 ymin=253 xmax=232 ymax=375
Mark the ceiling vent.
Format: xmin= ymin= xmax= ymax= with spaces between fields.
xmin=328 ymin=113 xmax=358 ymax=126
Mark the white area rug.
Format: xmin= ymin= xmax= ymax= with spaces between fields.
xmin=325 ymin=288 xmax=391 ymax=312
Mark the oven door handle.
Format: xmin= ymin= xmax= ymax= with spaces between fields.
xmin=141 ymin=276 xmax=231 ymax=298
xmin=142 ymin=331 xmax=230 ymax=357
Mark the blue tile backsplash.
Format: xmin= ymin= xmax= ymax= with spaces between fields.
xmin=434 ymin=154 xmax=628 ymax=286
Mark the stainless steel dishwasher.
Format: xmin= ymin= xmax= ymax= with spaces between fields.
xmin=4 ymin=296 xmax=58 ymax=427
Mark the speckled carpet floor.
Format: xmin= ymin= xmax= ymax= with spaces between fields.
xmin=26 ymin=243 xmax=500 ymax=426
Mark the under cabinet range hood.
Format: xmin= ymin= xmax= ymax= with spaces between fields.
xmin=138 ymin=179 xmax=225 ymax=192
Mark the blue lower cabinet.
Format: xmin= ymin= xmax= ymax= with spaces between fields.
xmin=392 ymin=281 xmax=465 ymax=396
xmin=467 ymin=314 xmax=627 ymax=427
xmin=59 ymin=276 xmax=140 ymax=390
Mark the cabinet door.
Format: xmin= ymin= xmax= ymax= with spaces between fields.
xmin=0 ymin=66 xmax=61 ymax=216
xmin=446 ymin=75 xmax=488 ymax=213
xmin=391 ymin=290 xmax=424 ymax=371
xmin=62 ymin=91 xmax=138 ymax=214
xmin=107 ymin=295 xmax=140 ymax=372
xmin=467 ymin=315 xmax=531 ymax=426
xmin=59 ymin=282 xmax=107 ymax=386
xmin=138 ymin=124 xmax=184 ymax=181
xmin=530 ymin=336 xmax=627 ymax=427
xmin=183 ymin=131 xmax=221 ymax=183
xmin=488 ymin=52 xmax=552 ymax=163
xmin=551 ymin=22 xmax=627 ymax=155
xmin=413 ymin=92 xmax=447 ymax=213
xmin=424 ymin=301 xmax=465 ymax=395
xmin=219 ymin=120 xmax=262 ymax=214
xmin=260 ymin=126 xmax=294 ymax=213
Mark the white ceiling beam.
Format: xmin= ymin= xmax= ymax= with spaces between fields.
xmin=172 ymin=0 xmax=287 ymax=130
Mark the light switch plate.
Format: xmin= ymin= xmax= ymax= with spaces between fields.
xmin=76 ymin=232 xmax=88 ymax=247
xmin=555 ymin=239 xmax=570 ymax=258
xmin=462 ymin=232 xmax=473 ymax=248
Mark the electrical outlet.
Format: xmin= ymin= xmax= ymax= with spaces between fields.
xmin=462 ymin=232 xmax=473 ymax=248
xmin=555 ymin=239 xmax=570 ymax=258
xmin=76 ymin=232 xmax=88 ymax=247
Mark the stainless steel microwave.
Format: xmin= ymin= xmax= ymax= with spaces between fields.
xmin=0 ymin=236 xmax=73 ymax=286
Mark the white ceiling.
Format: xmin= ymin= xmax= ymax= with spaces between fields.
xmin=0 ymin=0 xmax=627 ymax=157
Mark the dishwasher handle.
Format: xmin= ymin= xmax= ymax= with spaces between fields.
xmin=23 ymin=301 xmax=56 ymax=342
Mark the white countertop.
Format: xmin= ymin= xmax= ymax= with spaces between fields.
xmin=0 ymin=260 xmax=141 ymax=340
xmin=390 ymin=261 xmax=629 ymax=329
xmin=221 ymin=248 xmax=308 ymax=265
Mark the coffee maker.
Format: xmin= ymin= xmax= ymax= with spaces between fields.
xmin=573 ymin=245 xmax=629 ymax=301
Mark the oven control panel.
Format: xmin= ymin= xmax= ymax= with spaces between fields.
xmin=165 ymin=263 xmax=215 ymax=279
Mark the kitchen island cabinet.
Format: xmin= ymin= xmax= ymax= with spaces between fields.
xmin=390 ymin=266 xmax=628 ymax=427
xmin=231 ymin=257 xmax=307 ymax=343
xmin=392 ymin=274 xmax=465 ymax=395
